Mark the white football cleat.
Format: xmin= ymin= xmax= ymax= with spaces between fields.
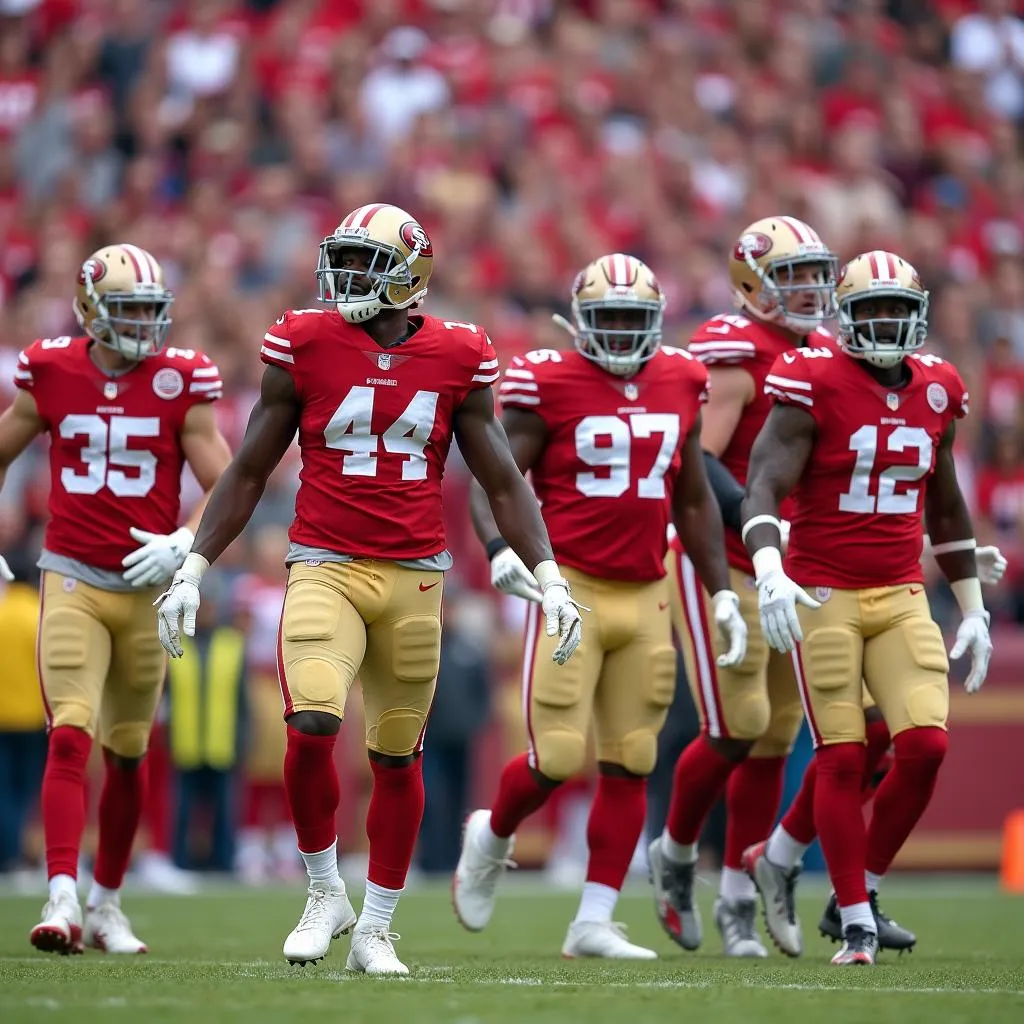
xmin=714 ymin=897 xmax=769 ymax=958
xmin=452 ymin=809 xmax=514 ymax=932
xmin=742 ymin=840 xmax=803 ymax=957
xmin=283 ymin=885 xmax=357 ymax=965
xmin=30 ymin=892 xmax=83 ymax=955
xmin=562 ymin=920 xmax=658 ymax=960
xmin=84 ymin=902 xmax=148 ymax=954
xmin=134 ymin=851 xmax=200 ymax=895
xmin=345 ymin=924 xmax=409 ymax=975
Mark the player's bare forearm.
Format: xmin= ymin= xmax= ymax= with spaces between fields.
xmin=925 ymin=422 xmax=978 ymax=583
xmin=0 ymin=390 xmax=45 ymax=485
xmin=742 ymin=403 xmax=815 ymax=554
xmin=192 ymin=365 xmax=299 ymax=564
xmin=673 ymin=420 xmax=730 ymax=594
xmin=455 ymin=389 xmax=553 ymax=568
xmin=181 ymin=403 xmax=233 ymax=535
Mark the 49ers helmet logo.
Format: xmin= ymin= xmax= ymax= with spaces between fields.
xmin=78 ymin=257 xmax=107 ymax=286
xmin=400 ymin=221 xmax=433 ymax=257
xmin=734 ymin=232 xmax=773 ymax=262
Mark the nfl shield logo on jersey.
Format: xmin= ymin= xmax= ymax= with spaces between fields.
xmin=886 ymin=393 xmax=899 ymax=411
xmin=624 ymin=382 xmax=639 ymax=401
xmin=378 ymin=353 xmax=392 ymax=371
xmin=103 ymin=381 xmax=118 ymax=400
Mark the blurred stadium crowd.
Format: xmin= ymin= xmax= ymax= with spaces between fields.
xmin=2 ymin=0 xmax=1024 ymax=884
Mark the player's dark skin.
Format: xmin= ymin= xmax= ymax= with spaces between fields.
xmin=742 ymin=295 xmax=978 ymax=604
xmin=189 ymin=250 xmax=556 ymax=760
xmin=470 ymin=309 xmax=733 ymax=785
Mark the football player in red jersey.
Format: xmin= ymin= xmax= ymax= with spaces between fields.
xmin=0 ymin=244 xmax=231 ymax=955
xmin=155 ymin=204 xmax=584 ymax=976
xmin=741 ymin=251 xmax=993 ymax=965
xmin=650 ymin=216 xmax=851 ymax=957
xmin=451 ymin=254 xmax=748 ymax=959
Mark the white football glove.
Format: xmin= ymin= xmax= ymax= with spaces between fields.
xmin=779 ymin=520 xmax=791 ymax=553
xmin=711 ymin=590 xmax=747 ymax=667
xmin=977 ymin=545 xmax=1008 ymax=586
xmin=949 ymin=609 xmax=992 ymax=694
xmin=0 ymin=554 xmax=13 ymax=582
xmin=491 ymin=546 xmax=543 ymax=602
xmin=154 ymin=568 xmax=203 ymax=658
xmin=756 ymin=566 xmax=821 ymax=654
xmin=539 ymin=577 xmax=585 ymax=665
xmin=122 ymin=526 xmax=195 ymax=587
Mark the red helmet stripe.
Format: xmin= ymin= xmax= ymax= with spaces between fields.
xmin=356 ymin=203 xmax=387 ymax=229
xmin=121 ymin=244 xmax=146 ymax=284
xmin=778 ymin=216 xmax=811 ymax=243
xmin=884 ymin=252 xmax=898 ymax=279
xmin=868 ymin=251 xmax=883 ymax=280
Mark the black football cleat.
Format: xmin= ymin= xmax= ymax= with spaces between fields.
xmin=819 ymin=891 xmax=916 ymax=952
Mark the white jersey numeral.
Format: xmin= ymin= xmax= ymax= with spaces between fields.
xmin=325 ymin=386 xmax=440 ymax=480
xmin=838 ymin=424 xmax=933 ymax=515
xmin=574 ymin=413 xmax=680 ymax=500
xmin=59 ymin=414 xmax=160 ymax=498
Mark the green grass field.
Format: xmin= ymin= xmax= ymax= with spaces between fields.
xmin=1 ymin=877 xmax=1022 ymax=1024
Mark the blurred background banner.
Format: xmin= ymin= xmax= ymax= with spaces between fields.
xmin=1 ymin=0 xmax=1023 ymax=887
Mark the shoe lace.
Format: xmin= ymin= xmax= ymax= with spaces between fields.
xmin=664 ymin=860 xmax=696 ymax=909
xmin=296 ymin=887 xmax=335 ymax=932
xmin=465 ymin=848 xmax=517 ymax=888
xmin=362 ymin=926 xmax=402 ymax=953
xmin=775 ymin=865 xmax=801 ymax=925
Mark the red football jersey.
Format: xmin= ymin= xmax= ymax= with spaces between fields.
xmin=765 ymin=347 xmax=969 ymax=588
xmin=14 ymin=336 xmax=222 ymax=572
xmin=677 ymin=313 xmax=837 ymax=574
xmin=499 ymin=346 xmax=708 ymax=582
xmin=260 ymin=310 xmax=498 ymax=559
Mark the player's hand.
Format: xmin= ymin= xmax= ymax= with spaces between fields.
xmin=756 ymin=568 xmax=821 ymax=654
xmin=491 ymin=546 xmax=543 ymax=602
xmin=540 ymin=577 xmax=586 ymax=665
xmin=977 ymin=546 xmax=1008 ymax=586
xmin=0 ymin=554 xmax=13 ymax=582
xmin=154 ymin=568 xmax=203 ymax=658
xmin=122 ymin=526 xmax=195 ymax=587
xmin=949 ymin=609 xmax=992 ymax=694
xmin=711 ymin=590 xmax=747 ymax=667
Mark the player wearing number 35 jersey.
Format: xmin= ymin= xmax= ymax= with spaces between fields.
xmin=453 ymin=254 xmax=748 ymax=960
xmin=742 ymin=251 xmax=993 ymax=966
xmin=0 ymin=244 xmax=231 ymax=957
xmin=154 ymin=203 xmax=583 ymax=976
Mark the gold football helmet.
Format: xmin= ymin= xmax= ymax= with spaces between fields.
xmin=730 ymin=216 xmax=837 ymax=334
xmin=836 ymin=250 xmax=928 ymax=368
xmin=316 ymin=203 xmax=433 ymax=323
xmin=564 ymin=253 xmax=665 ymax=377
xmin=74 ymin=243 xmax=174 ymax=360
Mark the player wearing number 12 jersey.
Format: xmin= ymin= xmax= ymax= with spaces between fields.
xmin=742 ymin=251 xmax=993 ymax=965
xmin=154 ymin=203 xmax=583 ymax=976
xmin=453 ymin=254 xmax=747 ymax=959
xmin=0 ymin=244 xmax=231 ymax=956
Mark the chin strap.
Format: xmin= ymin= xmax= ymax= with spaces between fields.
xmin=552 ymin=313 xmax=577 ymax=338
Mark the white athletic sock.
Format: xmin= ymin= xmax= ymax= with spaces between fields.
xmin=719 ymin=866 xmax=756 ymax=902
xmin=839 ymin=901 xmax=876 ymax=934
xmin=573 ymin=882 xmax=618 ymax=924
xmin=765 ymin=825 xmax=809 ymax=871
xmin=661 ymin=829 xmax=697 ymax=864
xmin=49 ymin=874 xmax=77 ymax=902
xmin=300 ymin=839 xmax=342 ymax=889
xmin=87 ymin=882 xmax=119 ymax=909
xmin=866 ymin=870 xmax=883 ymax=893
xmin=477 ymin=816 xmax=512 ymax=859
xmin=359 ymin=880 xmax=402 ymax=930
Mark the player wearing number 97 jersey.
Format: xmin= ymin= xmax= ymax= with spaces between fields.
xmin=0 ymin=244 xmax=232 ymax=957
xmin=153 ymin=203 xmax=583 ymax=976
xmin=742 ymin=251 xmax=993 ymax=966
xmin=452 ymin=254 xmax=748 ymax=960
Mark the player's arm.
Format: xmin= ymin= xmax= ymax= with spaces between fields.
xmin=467 ymin=407 xmax=547 ymax=602
xmin=156 ymin=365 xmax=300 ymax=656
xmin=122 ymin=403 xmax=235 ymax=587
xmin=0 ymin=390 xmax=45 ymax=581
xmin=700 ymin=367 xmax=754 ymax=532
xmin=454 ymin=385 xmax=581 ymax=664
xmin=924 ymin=421 xmax=992 ymax=692
xmin=673 ymin=414 xmax=748 ymax=665
xmin=740 ymin=403 xmax=819 ymax=653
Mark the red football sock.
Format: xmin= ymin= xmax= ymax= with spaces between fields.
xmin=665 ymin=734 xmax=736 ymax=845
xmin=813 ymin=742 xmax=868 ymax=908
xmin=866 ymin=727 xmax=947 ymax=877
xmin=93 ymin=748 xmax=148 ymax=890
xmin=41 ymin=726 xmax=92 ymax=879
xmin=490 ymin=753 xmax=556 ymax=838
xmin=724 ymin=755 xmax=785 ymax=870
xmin=283 ymin=726 xmax=339 ymax=854
xmin=366 ymin=757 xmax=424 ymax=890
xmin=862 ymin=716 xmax=893 ymax=802
xmin=585 ymin=774 xmax=646 ymax=889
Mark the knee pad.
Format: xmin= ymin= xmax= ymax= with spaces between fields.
xmin=289 ymin=657 xmax=345 ymax=707
xmin=102 ymin=722 xmax=150 ymax=759
xmin=755 ymin=701 xmax=804 ymax=757
xmin=49 ymin=725 xmax=92 ymax=769
xmin=390 ymin=616 xmax=441 ymax=683
xmin=728 ymin=689 xmax=771 ymax=740
xmin=533 ymin=729 xmax=587 ymax=781
xmin=372 ymin=707 xmax=428 ymax=757
xmin=616 ymin=729 xmax=658 ymax=776
xmin=904 ymin=680 xmax=949 ymax=730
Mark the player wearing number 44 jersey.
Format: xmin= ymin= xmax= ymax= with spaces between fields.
xmin=742 ymin=251 xmax=993 ymax=966
xmin=0 ymin=244 xmax=231 ymax=956
xmin=452 ymin=254 xmax=748 ymax=960
xmin=155 ymin=203 xmax=583 ymax=976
